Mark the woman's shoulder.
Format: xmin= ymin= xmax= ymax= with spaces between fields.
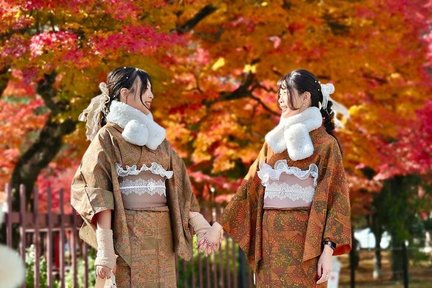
xmin=87 ymin=123 xmax=121 ymax=150
xmin=160 ymin=140 xmax=182 ymax=159
xmin=311 ymin=127 xmax=338 ymax=145
xmin=99 ymin=122 xmax=122 ymax=137
xmin=311 ymin=127 xmax=342 ymax=159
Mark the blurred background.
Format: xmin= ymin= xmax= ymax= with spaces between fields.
xmin=0 ymin=0 xmax=431 ymax=287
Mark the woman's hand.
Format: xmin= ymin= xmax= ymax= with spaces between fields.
xmin=96 ymin=265 xmax=115 ymax=279
xmin=198 ymin=222 xmax=224 ymax=256
xmin=188 ymin=212 xmax=224 ymax=256
xmin=316 ymin=245 xmax=333 ymax=284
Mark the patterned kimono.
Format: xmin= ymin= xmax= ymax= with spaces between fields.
xmin=71 ymin=101 xmax=200 ymax=287
xmin=221 ymin=125 xmax=352 ymax=288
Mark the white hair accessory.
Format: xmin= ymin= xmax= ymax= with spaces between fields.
xmin=99 ymin=82 xmax=109 ymax=97
xmin=319 ymin=83 xmax=350 ymax=128
xmin=78 ymin=82 xmax=111 ymax=141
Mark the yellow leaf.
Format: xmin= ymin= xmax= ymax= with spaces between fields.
xmin=211 ymin=57 xmax=225 ymax=71
xmin=243 ymin=64 xmax=257 ymax=74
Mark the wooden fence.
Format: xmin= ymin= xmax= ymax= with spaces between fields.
xmin=1 ymin=184 xmax=254 ymax=288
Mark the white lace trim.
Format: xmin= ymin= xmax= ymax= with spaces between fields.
xmin=116 ymin=162 xmax=174 ymax=179
xmin=120 ymin=178 xmax=166 ymax=196
xmin=257 ymin=160 xmax=319 ymax=187
xmin=264 ymin=183 xmax=315 ymax=202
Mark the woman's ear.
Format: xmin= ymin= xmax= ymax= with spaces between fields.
xmin=303 ymin=91 xmax=312 ymax=106
xmin=119 ymin=87 xmax=129 ymax=103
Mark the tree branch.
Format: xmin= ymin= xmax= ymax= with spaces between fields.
xmin=248 ymin=94 xmax=279 ymax=116
xmin=36 ymin=72 xmax=69 ymax=114
xmin=36 ymin=72 xmax=57 ymax=110
xmin=202 ymin=73 xmax=279 ymax=115
xmin=203 ymin=73 xmax=256 ymax=107
xmin=177 ymin=4 xmax=217 ymax=34
xmin=0 ymin=65 xmax=11 ymax=97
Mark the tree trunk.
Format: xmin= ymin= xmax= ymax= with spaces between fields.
xmin=10 ymin=72 xmax=76 ymax=211
xmin=391 ymin=237 xmax=404 ymax=281
xmin=374 ymin=231 xmax=382 ymax=279
xmin=11 ymin=116 xmax=76 ymax=211
xmin=402 ymin=241 xmax=409 ymax=288
xmin=349 ymin=229 xmax=358 ymax=288
xmin=371 ymin=214 xmax=383 ymax=279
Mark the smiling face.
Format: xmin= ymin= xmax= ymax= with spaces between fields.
xmin=278 ymin=81 xmax=311 ymax=118
xmin=119 ymin=77 xmax=154 ymax=115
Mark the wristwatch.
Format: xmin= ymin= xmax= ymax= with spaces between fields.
xmin=323 ymin=240 xmax=336 ymax=250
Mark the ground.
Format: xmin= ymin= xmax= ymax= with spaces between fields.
xmin=338 ymin=250 xmax=432 ymax=287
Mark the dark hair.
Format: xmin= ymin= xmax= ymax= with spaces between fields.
xmin=101 ymin=66 xmax=151 ymax=125
xmin=278 ymin=69 xmax=336 ymax=136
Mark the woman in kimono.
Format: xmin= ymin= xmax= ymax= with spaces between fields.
xmin=71 ymin=67 xmax=223 ymax=287
xmin=221 ymin=69 xmax=352 ymax=287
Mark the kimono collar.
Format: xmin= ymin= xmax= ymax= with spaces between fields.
xmin=264 ymin=107 xmax=322 ymax=160
xmin=106 ymin=100 xmax=166 ymax=149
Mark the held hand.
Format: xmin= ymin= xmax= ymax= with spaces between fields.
xmin=188 ymin=213 xmax=224 ymax=256
xmin=189 ymin=212 xmax=211 ymax=251
xmin=198 ymin=222 xmax=224 ymax=256
xmin=316 ymin=246 xmax=333 ymax=284
xmin=96 ymin=265 xmax=114 ymax=279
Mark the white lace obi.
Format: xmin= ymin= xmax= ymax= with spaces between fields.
xmin=257 ymin=160 xmax=319 ymax=209
xmin=116 ymin=162 xmax=174 ymax=210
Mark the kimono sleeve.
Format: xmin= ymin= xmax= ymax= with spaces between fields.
xmin=171 ymin=148 xmax=200 ymax=213
xmin=220 ymin=143 xmax=267 ymax=270
xmin=165 ymin=145 xmax=200 ymax=260
xmin=71 ymin=133 xmax=114 ymax=224
xmin=169 ymin=147 xmax=200 ymax=212
xmin=322 ymin=140 xmax=352 ymax=256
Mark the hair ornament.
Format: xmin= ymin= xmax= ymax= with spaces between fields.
xmin=78 ymin=82 xmax=111 ymax=141
xmin=319 ymin=83 xmax=350 ymax=128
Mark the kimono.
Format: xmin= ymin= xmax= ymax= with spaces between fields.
xmin=71 ymin=100 xmax=200 ymax=287
xmin=221 ymin=107 xmax=352 ymax=287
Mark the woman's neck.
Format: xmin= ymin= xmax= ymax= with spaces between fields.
xmin=281 ymin=106 xmax=309 ymax=119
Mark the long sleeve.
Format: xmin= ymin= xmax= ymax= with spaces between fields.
xmin=71 ymin=133 xmax=115 ymax=225
xmin=168 ymin=148 xmax=200 ymax=213
xmin=321 ymin=140 xmax=352 ymax=256
xmin=165 ymin=145 xmax=200 ymax=260
xmin=220 ymin=143 xmax=267 ymax=271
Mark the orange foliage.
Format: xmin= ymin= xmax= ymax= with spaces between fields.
xmin=1 ymin=1 xmax=431 ymax=215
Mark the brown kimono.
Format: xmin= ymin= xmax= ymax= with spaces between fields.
xmin=220 ymin=127 xmax=352 ymax=287
xmin=71 ymin=122 xmax=200 ymax=287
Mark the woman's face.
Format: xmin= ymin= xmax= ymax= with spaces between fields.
xmin=278 ymin=86 xmax=311 ymax=118
xmin=120 ymin=78 xmax=154 ymax=115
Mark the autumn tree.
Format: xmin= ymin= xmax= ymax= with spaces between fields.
xmin=0 ymin=0 xmax=188 ymax=209
xmin=0 ymin=0 xmax=431 ymax=218
xmin=368 ymin=100 xmax=432 ymax=279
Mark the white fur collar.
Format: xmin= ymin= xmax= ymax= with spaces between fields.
xmin=265 ymin=107 xmax=322 ymax=160
xmin=106 ymin=100 xmax=166 ymax=149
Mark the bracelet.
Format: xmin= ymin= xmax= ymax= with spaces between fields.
xmin=323 ymin=240 xmax=336 ymax=250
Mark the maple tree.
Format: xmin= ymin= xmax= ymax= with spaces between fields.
xmin=0 ymin=0 xmax=185 ymax=209
xmin=0 ymin=0 xmax=431 ymax=216
xmin=161 ymin=0 xmax=432 ymax=215
xmin=376 ymin=100 xmax=432 ymax=180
